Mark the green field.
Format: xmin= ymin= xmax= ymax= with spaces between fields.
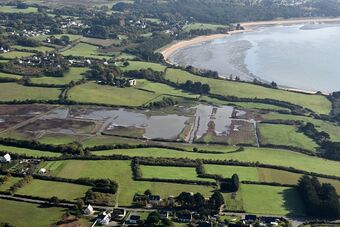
xmin=120 ymin=61 xmax=167 ymax=72
xmin=33 ymin=34 xmax=82 ymax=42
xmin=140 ymin=165 xmax=211 ymax=181
xmin=263 ymin=112 xmax=340 ymax=142
xmin=0 ymin=6 xmax=38 ymax=13
xmin=0 ymin=51 xmax=33 ymax=59
xmin=0 ymin=199 xmax=64 ymax=227
xmin=0 ymin=83 xmax=61 ymax=101
xmin=0 ymin=72 xmax=22 ymax=80
xmin=223 ymin=190 xmax=244 ymax=211
xmin=205 ymin=165 xmax=260 ymax=181
xmin=0 ymin=176 xmax=21 ymax=192
xmin=200 ymin=96 xmax=290 ymax=111
xmin=61 ymin=43 xmax=108 ymax=59
xmin=205 ymin=165 xmax=340 ymax=193
xmin=16 ymin=179 xmax=90 ymax=201
xmin=92 ymin=147 xmax=340 ymax=177
xmin=81 ymin=37 xmax=121 ymax=47
xmin=242 ymin=184 xmax=305 ymax=216
xmin=258 ymin=123 xmax=318 ymax=151
xmin=82 ymin=135 xmax=143 ymax=147
xmin=116 ymin=52 xmax=137 ymax=60
xmin=31 ymin=67 xmax=88 ymax=85
xmin=164 ymin=68 xmax=331 ymax=114
xmin=0 ymin=144 xmax=61 ymax=157
xmin=184 ymin=23 xmax=228 ymax=31
xmin=41 ymin=160 xmax=214 ymax=206
xmin=68 ymin=82 xmax=159 ymax=106
xmin=136 ymin=79 xmax=198 ymax=98
xmin=12 ymin=45 xmax=54 ymax=52
xmin=38 ymin=133 xmax=88 ymax=145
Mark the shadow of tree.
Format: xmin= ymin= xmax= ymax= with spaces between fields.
xmin=281 ymin=187 xmax=306 ymax=218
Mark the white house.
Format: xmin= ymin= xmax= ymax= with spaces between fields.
xmin=128 ymin=79 xmax=137 ymax=86
xmin=0 ymin=154 xmax=11 ymax=163
xmin=84 ymin=204 xmax=94 ymax=215
xmin=97 ymin=211 xmax=111 ymax=225
xmin=39 ymin=168 xmax=47 ymax=174
xmin=85 ymin=59 xmax=92 ymax=65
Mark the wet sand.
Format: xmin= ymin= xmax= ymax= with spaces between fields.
xmin=161 ymin=17 xmax=340 ymax=61
xmin=161 ymin=17 xmax=340 ymax=95
xmin=161 ymin=30 xmax=252 ymax=60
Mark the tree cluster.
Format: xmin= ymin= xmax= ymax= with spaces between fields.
xmin=180 ymin=80 xmax=210 ymax=94
xmin=176 ymin=191 xmax=224 ymax=213
xmin=220 ymin=174 xmax=240 ymax=192
xmin=298 ymin=175 xmax=340 ymax=219
xmin=9 ymin=175 xmax=33 ymax=194
xmin=299 ymin=122 xmax=330 ymax=145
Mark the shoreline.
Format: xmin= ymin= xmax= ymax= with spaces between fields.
xmin=160 ymin=17 xmax=340 ymax=96
xmin=161 ymin=17 xmax=340 ymax=61
xmin=161 ymin=30 xmax=252 ymax=61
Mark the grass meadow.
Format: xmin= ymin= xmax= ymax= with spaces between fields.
xmin=31 ymin=67 xmax=88 ymax=85
xmin=140 ymin=165 xmax=213 ymax=182
xmin=61 ymin=43 xmax=108 ymax=59
xmin=0 ymin=83 xmax=61 ymax=101
xmin=258 ymin=123 xmax=318 ymax=151
xmin=0 ymin=144 xmax=61 ymax=157
xmin=0 ymin=176 xmax=21 ymax=192
xmin=12 ymin=45 xmax=54 ymax=52
xmin=263 ymin=112 xmax=340 ymax=142
xmin=41 ymin=160 xmax=214 ymax=206
xmin=136 ymin=79 xmax=198 ymax=98
xmin=16 ymin=179 xmax=90 ymax=201
xmin=242 ymin=184 xmax=305 ymax=216
xmin=0 ymin=72 xmax=22 ymax=80
xmin=68 ymin=82 xmax=159 ymax=106
xmin=119 ymin=61 xmax=167 ymax=72
xmin=164 ymin=68 xmax=331 ymax=115
xmin=0 ymin=199 xmax=65 ymax=227
xmin=184 ymin=23 xmax=228 ymax=31
xmin=92 ymin=147 xmax=340 ymax=177
xmin=0 ymin=51 xmax=33 ymax=59
xmin=0 ymin=6 xmax=38 ymax=13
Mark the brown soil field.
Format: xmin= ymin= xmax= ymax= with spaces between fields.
xmin=0 ymin=104 xmax=54 ymax=115
xmin=228 ymin=120 xmax=256 ymax=145
xmin=18 ymin=119 xmax=95 ymax=134
xmin=0 ymin=116 xmax=32 ymax=131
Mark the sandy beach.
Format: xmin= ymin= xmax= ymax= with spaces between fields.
xmin=161 ymin=17 xmax=340 ymax=61
xmin=161 ymin=30 xmax=252 ymax=60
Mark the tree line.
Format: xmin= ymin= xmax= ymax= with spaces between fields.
xmin=298 ymin=175 xmax=340 ymax=219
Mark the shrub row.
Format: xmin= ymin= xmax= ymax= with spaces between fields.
xmin=241 ymin=180 xmax=295 ymax=187
xmin=135 ymin=177 xmax=216 ymax=186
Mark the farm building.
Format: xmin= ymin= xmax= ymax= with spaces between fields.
xmin=128 ymin=79 xmax=137 ymax=86
xmin=97 ymin=211 xmax=111 ymax=225
xmin=84 ymin=204 xmax=94 ymax=215
xmin=0 ymin=154 xmax=11 ymax=163
xmin=39 ymin=168 xmax=47 ymax=174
